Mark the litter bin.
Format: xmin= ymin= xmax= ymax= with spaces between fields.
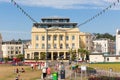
xmin=52 ymin=72 xmax=58 ymax=80
xmin=60 ymin=70 xmax=65 ymax=79
xmin=72 ymin=66 xmax=75 ymax=70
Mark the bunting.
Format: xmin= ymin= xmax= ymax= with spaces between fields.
xmin=78 ymin=0 xmax=119 ymax=27
xmin=11 ymin=0 xmax=37 ymax=23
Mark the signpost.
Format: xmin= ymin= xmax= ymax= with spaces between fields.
xmin=81 ymin=65 xmax=87 ymax=80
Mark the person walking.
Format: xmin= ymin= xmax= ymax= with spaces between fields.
xmin=47 ymin=67 xmax=51 ymax=79
xmin=16 ymin=68 xmax=19 ymax=74
xmin=31 ymin=63 xmax=34 ymax=70
xmin=42 ymin=67 xmax=47 ymax=80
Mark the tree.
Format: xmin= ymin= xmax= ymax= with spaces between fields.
xmin=40 ymin=52 xmax=46 ymax=60
xmin=16 ymin=54 xmax=24 ymax=61
xmin=4 ymin=57 xmax=9 ymax=63
xmin=34 ymin=56 xmax=39 ymax=62
xmin=93 ymin=33 xmax=115 ymax=41
xmin=69 ymin=49 xmax=76 ymax=61
xmin=78 ymin=48 xmax=89 ymax=61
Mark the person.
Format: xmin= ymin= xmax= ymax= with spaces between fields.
xmin=42 ymin=67 xmax=47 ymax=80
xmin=15 ymin=76 xmax=19 ymax=80
xmin=46 ymin=67 xmax=51 ymax=78
xmin=16 ymin=68 xmax=19 ymax=74
xmin=31 ymin=63 xmax=34 ymax=70
xmin=47 ymin=67 xmax=51 ymax=75
xmin=21 ymin=68 xmax=25 ymax=73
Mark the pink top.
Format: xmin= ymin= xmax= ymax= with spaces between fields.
xmin=47 ymin=67 xmax=51 ymax=75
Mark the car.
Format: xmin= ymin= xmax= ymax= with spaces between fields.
xmin=74 ymin=58 xmax=82 ymax=62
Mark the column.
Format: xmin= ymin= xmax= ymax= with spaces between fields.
xmin=39 ymin=52 xmax=41 ymax=60
xmin=51 ymin=52 xmax=53 ymax=60
xmin=64 ymin=52 xmax=66 ymax=59
xmin=64 ymin=33 xmax=66 ymax=49
xmin=57 ymin=52 xmax=60 ymax=59
xmin=57 ymin=34 xmax=60 ymax=49
xmin=51 ymin=35 xmax=54 ymax=49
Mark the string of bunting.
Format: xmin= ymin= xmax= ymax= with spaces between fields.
xmin=78 ymin=0 xmax=119 ymax=27
xmin=11 ymin=0 xmax=37 ymax=23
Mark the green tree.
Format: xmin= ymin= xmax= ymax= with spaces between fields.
xmin=4 ymin=57 xmax=9 ymax=63
xmin=16 ymin=54 xmax=24 ymax=61
xmin=78 ymin=48 xmax=89 ymax=61
xmin=94 ymin=33 xmax=115 ymax=41
xmin=69 ymin=49 xmax=76 ymax=61
xmin=40 ymin=52 xmax=46 ymax=60
xmin=34 ymin=56 xmax=39 ymax=62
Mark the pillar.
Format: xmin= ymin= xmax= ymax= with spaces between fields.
xmin=51 ymin=52 xmax=53 ymax=60
xmin=64 ymin=52 xmax=66 ymax=59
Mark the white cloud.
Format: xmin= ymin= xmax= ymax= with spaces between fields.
xmin=0 ymin=0 xmax=120 ymax=10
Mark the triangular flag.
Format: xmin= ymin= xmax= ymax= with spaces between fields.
xmin=113 ymin=3 xmax=116 ymax=6
xmin=118 ymin=0 xmax=119 ymax=2
xmin=11 ymin=0 xmax=13 ymax=2
xmin=14 ymin=2 xmax=16 ymax=5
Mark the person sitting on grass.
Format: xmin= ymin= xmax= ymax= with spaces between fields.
xmin=21 ymin=68 xmax=25 ymax=73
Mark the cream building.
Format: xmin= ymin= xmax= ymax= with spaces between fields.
xmin=25 ymin=17 xmax=93 ymax=61
xmin=89 ymin=53 xmax=120 ymax=63
xmin=116 ymin=29 xmax=120 ymax=55
xmin=93 ymin=38 xmax=115 ymax=54
xmin=0 ymin=34 xmax=2 ymax=60
xmin=2 ymin=40 xmax=23 ymax=59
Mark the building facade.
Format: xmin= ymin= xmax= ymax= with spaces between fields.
xmin=2 ymin=40 xmax=23 ymax=59
xmin=25 ymin=17 xmax=93 ymax=61
xmin=0 ymin=34 xmax=2 ymax=60
xmin=93 ymin=38 xmax=115 ymax=54
xmin=116 ymin=29 xmax=120 ymax=55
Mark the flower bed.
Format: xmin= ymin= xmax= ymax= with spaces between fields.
xmin=88 ymin=76 xmax=120 ymax=80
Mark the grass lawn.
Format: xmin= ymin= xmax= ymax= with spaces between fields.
xmin=89 ymin=63 xmax=120 ymax=72
xmin=0 ymin=64 xmax=42 ymax=80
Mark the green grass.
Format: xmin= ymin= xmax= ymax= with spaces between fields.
xmin=89 ymin=63 xmax=120 ymax=72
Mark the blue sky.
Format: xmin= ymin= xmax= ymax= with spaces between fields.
xmin=0 ymin=0 xmax=120 ymax=40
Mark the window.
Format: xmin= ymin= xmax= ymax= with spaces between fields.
xmin=60 ymin=44 xmax=63 ymax=49
xmin=48 ymin=44 xmax=51 ymax=49
xmin=15 ymin=51 xmax=18 ymax=54
xmin=36 ymin=35 xmax=39 ymax=40
xmin=19 ymin=47 xmax=21 ymax=49
xmin=72 ymin=35 xmax=75 ymax=40
xmin=54 ymin=35 xmax=57 ymax=40
xmin=107 ymin=58 xmax=109 ymax=61
xmin=27 ymin=54 xmax=30 ymax=59
xmin=54 ymin=44 xmax=57 ymax=49
xmin=66 ymin=44 xmax=69 ymax=49
xmin=66 ymin=36 xmax=69 ymax=40
xmin=42 ymin=36 xmax=45 ymax=41
xmin=42 ymin=44 xmax=45 ymax=49
xmin=60 ymin=35 xmax=63 ymax=40
xmin=36 ymin=43 xmax=39 ymax=48
xmin=72 ymin=43 xmax=75 ymax=49
xmin=48 ymin=35 xmax=51 ymax=41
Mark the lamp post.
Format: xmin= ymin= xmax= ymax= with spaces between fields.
xmin=45 ymin=29 xmax=48 ymax=68
xmin=68 ymin=47 xmax=72 ymax=80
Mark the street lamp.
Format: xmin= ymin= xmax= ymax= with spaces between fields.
xmin=45 ymin=29 xmax=48 ymax=68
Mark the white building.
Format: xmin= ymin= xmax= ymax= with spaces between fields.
xmin=0 ymin=34 xmax=2 ymax=60
xmin=116 ymin=29 xmax=120 ymax=55
xmin=2 ymin=40 xmax=23 ymax=59
xmin=93 ymin=38 xmax=109 ymax=53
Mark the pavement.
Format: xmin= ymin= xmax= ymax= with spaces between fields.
xmin=37 ymin=61 xmax=74 ymax=80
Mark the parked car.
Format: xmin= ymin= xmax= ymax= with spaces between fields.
xmin=74 ymin=58 xmax=82 ymax=62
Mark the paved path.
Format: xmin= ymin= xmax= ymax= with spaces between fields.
xmin=37 ymin=62 xmax=73 ymax=80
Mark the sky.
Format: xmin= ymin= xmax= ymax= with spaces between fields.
xmin=0 ymin=0 xmax=120 ymax=40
